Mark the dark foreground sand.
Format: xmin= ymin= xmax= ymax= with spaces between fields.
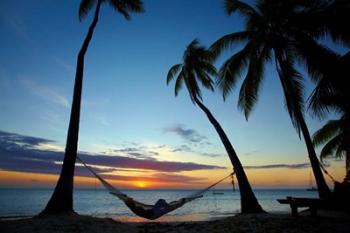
xmin=1 ymin=212 xmax=349 ymax=233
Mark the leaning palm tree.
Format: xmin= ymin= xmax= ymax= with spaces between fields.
xmin=209 ymin=0 xmax=347 ymax=199
xmin=41 ymin=0 xmax=144 ymax=215
xmin=167 ymin=40 xmax=264 ymax=213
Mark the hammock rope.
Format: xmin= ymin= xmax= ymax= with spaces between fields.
xmin=231 ymin=172 xmax=235 ymax=191
xmin=77 ymin=157 xmax=234 ymax=220
xmin=319 ymin=160 xmax=337 ymax=183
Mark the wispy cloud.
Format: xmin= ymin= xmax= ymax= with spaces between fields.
xmin=19 ymin=77 xmax=70 ymax=108
xmin=53 ymin=56 xmax=74 ymax=73
xmin=82 ymin=97 xmax=111 ymax=108
xmin=4 ymin=15 xmax=32 ymax=43
xmin=62 ymin=170 xmax=208 ymax=186
xmin=171 ymin=144 xmax=192 ymax=152
xmin=0 ymin=130 xmax=226 ymax=176
xmin=100 ymin=173 xmax=207 ymax=184
xmin=244 ymin=163 xmax=312 ymax=170
xmin=112 ymin=146 xmax=155 ymax=160
xmin=162 ymin=125 xmax=206 ymax=143
xmin=200 ymin=152 xmax=222 ymax=158
xmin=95 ymin=116 xmax=111 ymax=127
xmin=243 ymin=150 xmax=260 ymax=156
xmin=171 ymin=144 xmax=222 ymax=158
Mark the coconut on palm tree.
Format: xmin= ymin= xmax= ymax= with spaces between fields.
xmin=209 ymin=0 xmax=350 ymax=199
xmin=41 ymin=0 xmax=144 ymax=215
xmin=167 ymin=40 xmax=264 ymax=213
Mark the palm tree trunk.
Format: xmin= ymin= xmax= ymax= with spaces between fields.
xmin=194 ymin=96 xmax=264 ymax=213
xmin=274 ymin=48 xmax=331 ymax=199
xmin=40 ymin=0 xmax=102 ymax=215
xmin=274 ymin=50 xmax=331 ymax=200
xmin=298 ymin=114 xmax=332 ymax=199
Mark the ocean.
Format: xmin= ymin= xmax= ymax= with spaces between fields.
xmin=0 ymin=189 xmax=318 ymax=222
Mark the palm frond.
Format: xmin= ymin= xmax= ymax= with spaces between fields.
xmin=238 ymin=49 xmax=265 ymax=120
xmin=224 ymin=0 xmax=259 ymax=17
xmin=320 ymin=134 xmax=343 ymax=161
xmin=296 ymin=0 xmax=350 ymax=45
xmin=167 ymin=64 xmax=182 ymax=85
xmin=308 ymin=77 xmax=344 ymax=119
xmin=308 ymin=79 xmax=333 ymax=119
xmin=186 ymin=72 xmax=202 ymax=103
xmin=174 ymin=72 xmax=185 ymax=97
xmin=210 ymin=31 xmax=251 ymax=59
xmin=324 ymin=0 xmax=350 ymax=44
xmin=312 ymin=120 xmax=341 ymax=147
xmin=200 ymin=63 xmax=217 ymax=77
xmin=108 ymin=0 xmax=144 ymax=20
xmin=120 ymin=0 xmax=144 ymax=12
xmin=293 ymin=33 xmax=340 ymax=82
xmin=195 ymin=68 xmax=215 ymax=92
xmin=79 ymin=0 xmax=97 ymax=21
xmin=168 ymin=40 xmax=217 ymax=104
xmin=275 ymin=51 xmax=305 ymax=135
xmin=217 ymin=42 xmax=253 ymax=98
xmin=335 ymin=140 xmax=346 ymax=159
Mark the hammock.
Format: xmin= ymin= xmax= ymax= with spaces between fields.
xmin=77 ymin=157 xmax=234 ymax=220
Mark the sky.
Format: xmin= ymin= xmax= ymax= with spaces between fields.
xmin=0 ymin=0 xmax=346 ymax=190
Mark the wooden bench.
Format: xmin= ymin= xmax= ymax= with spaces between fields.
xmin=277 ymin=196 xmax=323 ymax=217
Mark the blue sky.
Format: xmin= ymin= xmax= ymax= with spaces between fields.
xmin=0 ymin=0 xmax=345 ymax=188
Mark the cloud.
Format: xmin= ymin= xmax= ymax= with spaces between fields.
xmin=4 ymin=15 xmax=32 ymax=43
xmin=243 ymin=150 xmax=260 ymax=156
xmin=98 ymin=172 xmax=206 ymax=184
xmin=171 ymin=144 xmax=222 ymax=158
xmin=0 ymin=130 xmax=225 ymax=177
xmin=244 ymin=163 xmax=311 ymax=170
xmin=53 ymin=56 xmax=74 ymax=73
xmin=148 ymin=151 xmax=159 ymax=156
xmin=20 ymin=77 xmax=70 ymax=108
xmin=162 ymin=125 xmax=206 ymax=143
xmin=0 ymin=130 xmax=54 ymax=148
xmin=171 ymin=144 xmax=192 ymax=152
xmin=113 ymin=146 xmax=156 ymax=160
xmin=114 ymin=147 xmax=140 ymax=153
xmin=82 ymin=97 xmax=111 ymax=108
xmin=127 ymin=152 xmax=156 ymax=160
xmin=200 ymin=152 xmax=222 ymax=158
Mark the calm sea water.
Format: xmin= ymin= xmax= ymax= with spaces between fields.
xmin=0 ymin=189 xmax=318 ymax=222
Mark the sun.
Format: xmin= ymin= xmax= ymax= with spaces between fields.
xmin=135 ymin=181 xmax=148 ymax=189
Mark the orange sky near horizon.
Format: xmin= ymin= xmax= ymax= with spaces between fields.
xmin=0 ymin=160 xmax=345 ymax=190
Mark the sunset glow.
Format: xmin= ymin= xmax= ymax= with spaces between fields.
xmin=0 ymin=0 xmax=347 ymax=191
xmin=134 ymin=181 xmax=148 ymax=189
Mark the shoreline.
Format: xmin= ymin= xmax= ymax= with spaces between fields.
xmin=1 ymin=211 xmax=349 ymax=233
xmin=0 ymin=211 xmax=238 ymax=222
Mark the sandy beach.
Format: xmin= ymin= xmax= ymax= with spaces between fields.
xmin=1 ymin=211 xmax=349 ymax=233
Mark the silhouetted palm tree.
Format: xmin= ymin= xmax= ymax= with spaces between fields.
xmin=209 ymin=0 xmax=350 ymax=199
xmin=311 ymin=52 xmax=350 ymax=181
xmin=41 ymin=0 xmax=144 ymax=215
xmin=313 ymin=117 xmax=349 ymax=180
xmin=167 ymin=40 xmax=264 ymax=213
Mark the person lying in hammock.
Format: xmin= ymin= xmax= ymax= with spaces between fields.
xmin=114 ymin=193 xmax=199 ymax=220
xmin=77 ymin=156 xmax=233 ymax=220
